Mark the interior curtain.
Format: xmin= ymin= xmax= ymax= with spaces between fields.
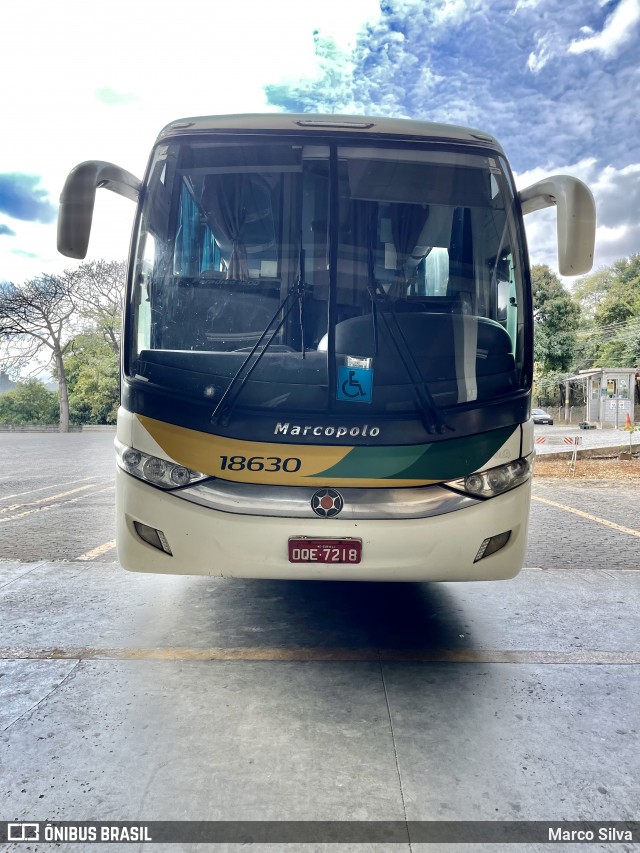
xmin=390 ymin=203 xmax=429 ymax=294
xmin=202 ymin=174 xmax=250 ymax=280
xmin=174 ymin=185 xmax=197 ymax=276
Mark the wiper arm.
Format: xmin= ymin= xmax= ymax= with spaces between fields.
xmin=297 ymin=242 xmax=306 ymax=359
xmin=369 ymin=280 xmax=450 ymax=435
xmin=366 ymin=214 xmax=379 ymax=358
xmin=211 ymin=279 xmax=304 ymax=427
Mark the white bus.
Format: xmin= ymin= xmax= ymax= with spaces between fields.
xmin=58 ymin=114 xmax=595 ymax=580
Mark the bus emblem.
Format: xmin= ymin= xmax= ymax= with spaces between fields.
xmin=311 ymin=488 xmax=344 ymax=518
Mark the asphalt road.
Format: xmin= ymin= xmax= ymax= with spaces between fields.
xmin=534 ymin=423 xmax=640 ymax=456
xmin=0 ymin=432 xmax=116 ymax=563
xmin=1 ymin=431 xmax=638 ymax=852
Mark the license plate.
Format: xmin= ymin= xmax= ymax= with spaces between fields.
xmin=288 ymin=538 xmax=362 ymax=564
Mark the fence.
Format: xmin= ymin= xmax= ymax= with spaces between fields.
xmin=535 ymin=435 xmax=582 ymax=469
xmin=0 ymin=424 xmax=114 ymax=433
xmin=544 ymin=405 xmax=640 ymax=425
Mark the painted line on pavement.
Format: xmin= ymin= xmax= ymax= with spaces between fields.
xmin=0 ymin=483 xmax=97 ymax=515
xmin=0 ymin=486 xmax=115 ymax=524
xmin=0 ymin=476 xmax=110 ymax=503
xmin=532 ymin=495 xmax=640 ymax=539
xmin=0 ymin=647 xmax=638 ymax=664
xmin=75 ymin=540 xmax=117 ymax=561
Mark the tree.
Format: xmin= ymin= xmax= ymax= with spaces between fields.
xmin=0 ymin=275 xmax=77 ymax=431
xmin=0 ymin=379 xmax=59 ymax=425
xmin=572 ymin=254 xmax=640 ymax=369
xmin=63 ymin=332 xmax=119 ymax=424
xmin=66 ymin=259 xmax=126 ymax=355
xmin=532 ymin=265 xmax=580 ymax=373
xmin=594 ymin=255 xmax=640 ymax=328
xmin=571 ymin=267 xmax=615 ymax=323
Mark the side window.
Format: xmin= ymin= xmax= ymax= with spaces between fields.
xmin=134 ymin=230 xmax=154 ymax=352
xmin=420 ymin=248 xmax=449 ymax=296
xmin=494 ymin=251 xmax=517 ymax=352
xmin=497 ymin=279 xmax=509 ymax=323
xmin=368 ymin=205 xmax=450 ymax=299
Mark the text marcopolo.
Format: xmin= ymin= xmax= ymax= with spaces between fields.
xmin=274 ymin=423 xmax=380 ymax=438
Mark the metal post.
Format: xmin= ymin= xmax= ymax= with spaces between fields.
xmin=564 ymin=379 xmax=570 ymax=424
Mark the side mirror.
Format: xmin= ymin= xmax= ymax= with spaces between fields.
xmin=58 ymin=160 xmax=142 ymax=259
xmin=518 ymin=175 xmax=596 ymax=276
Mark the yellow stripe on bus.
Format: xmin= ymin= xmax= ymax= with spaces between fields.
xmin=137 ymin=414 xmax=441 ymax=487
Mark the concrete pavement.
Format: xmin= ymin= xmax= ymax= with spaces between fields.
xmin=0 ymin=433 xmax=638 ymax=852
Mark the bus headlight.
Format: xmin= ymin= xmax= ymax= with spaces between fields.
xmin=446 ymin=456 xmax=532 ymax=498
xmin=116 ymin=439 xmax=209 ymax=490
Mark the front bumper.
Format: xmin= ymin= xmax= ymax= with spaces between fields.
xmin=116 ymin=468 xmax=531 ymax=582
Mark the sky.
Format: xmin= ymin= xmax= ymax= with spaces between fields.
xmin=1 ymin=0 xmax=639 ymax=287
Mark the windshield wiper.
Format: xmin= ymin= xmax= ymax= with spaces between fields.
xmin=211 ymin=269 xmax=306 ymax=427
xmin=368 ymin=279 xmax=450 ymax=435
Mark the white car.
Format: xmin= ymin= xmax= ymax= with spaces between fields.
xmin=531 ymin=408 xmax=554 ymax=425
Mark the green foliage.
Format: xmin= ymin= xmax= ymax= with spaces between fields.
xmin=572 ymin=253 xmax=640 ymax=370
xmin=533 ymin=369 xmax=562 ymax=407
xmin=532 ymin=265 xmax=580 ymax=373
xmin=63 ymin=332 xmax=119 ymax=424
xmin=0 ymin=379 xmax=59 ymax=424
xmin=594 ymin=254 xmax=640 ymax=327
xmin=571 ymin=267 xmax=615 ymax=323
xmin=532 ymin=370 xmax=587 ymax=408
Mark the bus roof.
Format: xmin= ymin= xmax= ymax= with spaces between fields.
xmin=157 ymin=113 xmax=505 ymax=153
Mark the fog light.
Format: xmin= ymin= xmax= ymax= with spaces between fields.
xmin=474 ymin=531 xmax=511 ymax=563
xmin=133 ymin=521 xmax=173 ymax=555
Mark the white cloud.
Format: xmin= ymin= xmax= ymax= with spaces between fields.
xmin=527 ymin=33 xmax=559 ymax=72
xmin=2 ymin=0 xmax=378 ymax=179
xmin=433 ymin=0 xmax=469 ymax=24
xmin=525 ymin=1 xmax=640 ymax=74
xmin=0 ymin=0 xmax=381 ymax=282
xmin=568 ymin=0 xmax=640 ymax=57
xmin=2 ymin=0 xmax=638 ymax=289
xmin=0 ymin=191 xmax=136 ymax=283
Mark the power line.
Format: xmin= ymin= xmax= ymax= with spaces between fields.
xmin=576 ymin=319 xmax=640 ymax=339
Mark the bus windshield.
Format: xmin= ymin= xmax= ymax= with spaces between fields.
xmin=128 ymin=137 xmax=529 ymax=422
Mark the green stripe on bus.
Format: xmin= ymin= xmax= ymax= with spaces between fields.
xmin=311 ymin=426 xmax=516 ymax=481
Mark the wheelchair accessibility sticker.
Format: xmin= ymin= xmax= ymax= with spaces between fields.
xmin=337 ymin=366 xmax=373 ymax=403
